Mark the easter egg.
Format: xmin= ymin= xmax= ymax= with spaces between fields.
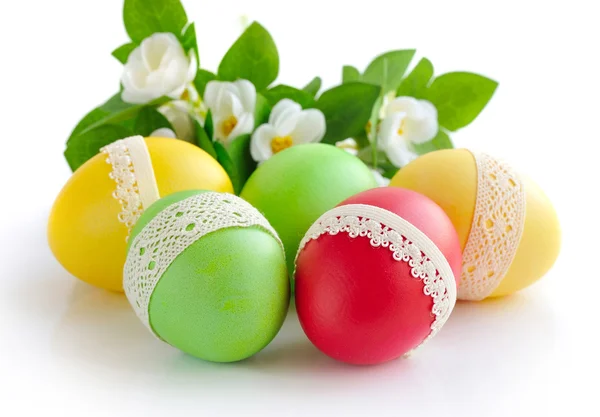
xmin=124 ymin=190 xmax=289 ymax=362
xmin=48 ymin=136 xmax=233 ymax=292
xmin=295 ymin=187 xmax=462 ymax=365
xmin=390 ymin=149 xmax=561 ymax=300
xmin=240 ymin=143 xmax=377 ymax=275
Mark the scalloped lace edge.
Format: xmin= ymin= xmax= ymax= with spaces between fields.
xmin=296 ymin=203 xmax=457 ymax=357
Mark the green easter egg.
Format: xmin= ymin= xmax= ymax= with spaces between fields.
xmin=125 ymin=190 xmax=289 ymax=363
xmin=240 ymin=143 xmax=377 ymax=275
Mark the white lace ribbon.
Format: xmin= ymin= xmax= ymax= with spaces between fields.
xmin=459 ymin=151 xmax=526 ymax=301
xmin=123 ymin=191 xmax=283 ymax=333
xmin=101 ymin=136 xmax=160 ymax=235
xmin=296 ymin=203 xmax=457 ymax=355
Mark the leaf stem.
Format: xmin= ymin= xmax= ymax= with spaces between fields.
xmin=369 ymin=94 xmax=383 ymax=169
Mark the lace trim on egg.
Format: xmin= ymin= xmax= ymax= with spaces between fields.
xmin=296 ymin=204 xmax=457 ymax=355
xmin=459 ymin=151 xmax=526 ymax=301
xmin=101 ymin=136 xmax=160 ymax=236
xmin=123 ymin=192 xmax=283 ymax=333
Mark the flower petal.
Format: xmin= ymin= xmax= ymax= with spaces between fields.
xmin=378 ymin=112 xmax=405 ymax=149
xmin=385 ymin=96 xmax=420 ymax=117
xmin=250 ymin=124 xmax=278 ymax=162
xmin=228 ymin=112 xmax=254 ymax=141
xmin=290 ymin=109 xmax=326 ymax=144
xmin=150 ymin=127 xmax=177 ymax=138
xmin=269 ymin=99 xmax=302 ymax=126
xmin=142 ymin=33 xmax=175 ymax=71
xmin=204 ymin=81 xmax=224 ymax=112
xmin=186 ymin=51 xmax=198 ymax=83
xmin=383 ymin=137 xmax=418 ymax=168
xmin=234 ymin=79 xmax=257 ymax=113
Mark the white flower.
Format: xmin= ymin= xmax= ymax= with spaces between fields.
xmin=121 ymin=33 xmax=197 ymax=104
xmin=204 ymin=79 xmax=256 ymax=144
xmin=378 ymin=96 xmax=438 ymax=168
xmin=371 ymin=169 xmax=391 ymax=187
xmin=149 ymin=127 xmax=177 ymax=138
xmin=156 ymin=100 xmax=196 ymax=142
xmin=335 ymin=138 xmax=359 ymax=156
xmin=250 ymin=99 xmax=326 ymax=163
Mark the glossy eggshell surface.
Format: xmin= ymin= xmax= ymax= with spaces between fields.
xmin=48 ymin=138 xmax=233 ymax=292
xmin=128 ymin=190 xmax=290 ymax=362
xmin=295 ymin=187 xmax=461 ymax=365
xmin=240 ymin=143 xmax=377 ymax=276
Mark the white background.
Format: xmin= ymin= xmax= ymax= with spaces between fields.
xmin=1 ymin=0 xmax=598 ymax=416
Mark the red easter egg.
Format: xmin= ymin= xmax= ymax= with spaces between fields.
xmin=295 ymin=187 xmax=462 ymax=365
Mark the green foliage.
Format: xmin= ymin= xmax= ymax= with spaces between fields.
xmin=194 ymin=119 xmax=217 ymax=159
xmin=362 ymin=50 xmax=415 ymax=93
xmin=342 ymin=66 xmax=361 ymax=83
xmin=75 ymin=94 xmax=169 ymax=137
xmin=194 ymin=69 xmax=217 ymax=97
xmin=181 ymin=22 xmax=199 ymax=64
xmin=368 ymin=94 xmax=384 ymax=168
xmin=111 ymin=43 xmax=136 ymax=64
xmin=254 ymin=93 xmax=272 ymax=126
xmin=316 ymin=82 xmax=381 ymax=144
xmin=396 ymin=57 xmax=434 ymax=99
xmin=123 ymin=0 xmax=188 ymax=43
xmin=64 ymin=0 xmax=498 ymax=183
xmin=213 ymin=136 xmax=256 ymax=195
xmin=134 ymin=107 xmax=172 ymax=136
xmin=218 ymin=22 xmax=279 ymax=90
xmin=263 ymin=85 xmax=316 ymax=109
xmin=227 ymin=134 xmax=256 ymax=193
xmin=302 ymin=77 xmax=322 ymax=97
xmin=412 ymin=129 xmax=454 ymax=155
xmin=204 ymin=110 xmax=214 ymax=140
xmin=64 ymin=124 xmax=133 ymax=171
xmin=426 ymin=72 xmax=498 ymax=131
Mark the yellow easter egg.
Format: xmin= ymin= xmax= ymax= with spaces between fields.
xmin=390 ymin=149 xmax=560 ymax=300
xmin=48 ymin=137 xmax=233 ymax=292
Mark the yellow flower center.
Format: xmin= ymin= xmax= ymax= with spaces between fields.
xmin=270 ymin=136 xmax=293 ymax=154
xmin=222 ymin=115 xmax=238 ymax=137
xmin=397 ymin=119 xmax=406 ymax=136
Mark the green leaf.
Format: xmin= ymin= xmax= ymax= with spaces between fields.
xmin=342 ymin=66 xmax=361 ymax=83
xmin=412 ymin=129 xmax=454 ymax=155
xmin=213 ymin=142 xmax=239 ymax=193
xmin=194 ymin=119 xmax=217 ymax=159
xmin=316 ymin=82 xmax=381 ymax=144
xmin=228 ymin=134 xmax=256 ymax=193
xmin=381 ymin=167 xmax=399 ymax=179
xmin=205 ymin=110 xmax=214 ymax=140
xmin=134 ymin=107 xmax=172 ymax=136
xmin=254 ymin=93 xmax=271 ymax=126
xmin=69 ymin=107 xmax=111 ymax=141
xmin=262 ymin=85 xmax=316 ymax=109
xmin=111 ymin=42 xmax=137 ymax=64
xmin=396 ymin=57 xmax=434 ymax=99
xmin=75 ymin=93 xmax=169 ymax=137
xmin=218 ymin=22 xmax=279 ymax=90
xmin=64 ymin=124 xmax=133 ymax=171
xmin=194 ymin=69 xmax=217 ymax=97
xmin=123 ymin=0 xmax=188 ymax=43
xmin=426 ymin=72 xmax=498 ymax=131
xmin=181 ymin=22 xmax=199 ymax=64
xmin=353 ymin=130 xmax=370 ymax=149
xmin=362 ymin=50 xmax=416 ymax=93
xmin=302 ymin=77 xmax=322 ymax=97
